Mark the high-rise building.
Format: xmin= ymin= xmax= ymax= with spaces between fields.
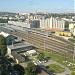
xmin=40 ymin=17 xmax=65 ymax=30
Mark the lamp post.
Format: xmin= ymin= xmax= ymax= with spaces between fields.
xmin=27 ymin=31 xmax=28 ymax=40
xmin=65 ymin=45 xmax=67 ymax=59
xmin=73 ymin=43 xmax=75 ymax=60
xmin=27 ymin=29 xmax=29 ymax=40
xmin=44 ymin=37 xmax=45 ymax=51
xmin=12 ymin=37 xmax=14 ymax=47
xmin=44 ymin=31 xmax=48 ymax=51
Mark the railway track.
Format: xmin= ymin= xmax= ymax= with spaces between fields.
xmin=0 ymin=26 xmax=75 ymax=59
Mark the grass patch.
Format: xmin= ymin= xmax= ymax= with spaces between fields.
xmin=71 ymin=72 xmax=75 ymax=75
xmin=48 ymin=64 xmax=65 ymax=73
xmin=40 ymin=51 xmax=75 ymax=71
xmin=68 ymin=38 xmax=75 ymax=43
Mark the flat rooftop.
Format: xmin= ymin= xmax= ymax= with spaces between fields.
xmin=69 ymin=21 xmax=75 ymax=23
xmin=7 ymin=42 xmax=32 ymax=51
xmin=26 ymin=50 xmax=36 ymax=54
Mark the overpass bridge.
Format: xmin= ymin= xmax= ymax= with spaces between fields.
xmin=0 ymin=24 xmax=75 ymax=59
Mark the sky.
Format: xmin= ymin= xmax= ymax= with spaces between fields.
xmin=0 ymin=0 xmax=74 ymax=13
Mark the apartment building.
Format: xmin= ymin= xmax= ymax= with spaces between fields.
xmin=40 ymin=17 xmax=65 ymax=30
xmin=69 ymin=20 xmax=75 ymax=35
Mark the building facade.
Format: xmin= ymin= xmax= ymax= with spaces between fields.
xmin=40 ymin=17 xmax=65 ymax=30
xmin=8 ymin=20 xmax=40 ymax=28
xmin=69 ymin=21 xmax=75 ymax=35
xmin=0 ymin=31 xmax=15 ymax=45
xmin=55 ymin=31 xmax=72 ymax=37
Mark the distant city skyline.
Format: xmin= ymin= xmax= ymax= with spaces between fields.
xmin=0 ymin=0 xmax=74 ymax=13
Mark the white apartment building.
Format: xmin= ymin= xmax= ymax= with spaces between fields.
xmin=40 ymin=17 xmax=65 ymax=30
xmin=69 ymin=21 xmax=75 ymax=35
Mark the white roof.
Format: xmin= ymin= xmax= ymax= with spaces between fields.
xmin=26 ymin=50 xmax=36 ymax=54
xmin=0 ymin=31 xmax=10 ymax=38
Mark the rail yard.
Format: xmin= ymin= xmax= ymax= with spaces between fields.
xmin=0 ymin=24 xmax=75 ymax=59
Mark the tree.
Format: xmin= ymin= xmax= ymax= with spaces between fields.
xmin=73 ymin=36 xmax=75 ymax=39
xmin=0 ymin=35 xmax=10 ymax=75
xmin=25 ymin=61 xmax=37 ymax=75
xmin=10 ymin=19 xmax=18 ymax=21
xmin=65 ymin=21 xmax=69 ymax=28
xmin=0 ymin=35 xmax=7 ymax=56
xmin=0 ymin=35 xmax=25 ymax=75
xmin=0 ymin=57 xmax=11 ymax=75
xmin=14 ymin=64 xmax=25 ymax=75
xmin=37 ymin=52 xmax=45 ymax=61
xmin=0 ymin=19 xmax=8 ymax=23
xmin=0 ymin=35 xmax=6 ymax=44
xmin=71 ymin=72 xmax=75 ymax=75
